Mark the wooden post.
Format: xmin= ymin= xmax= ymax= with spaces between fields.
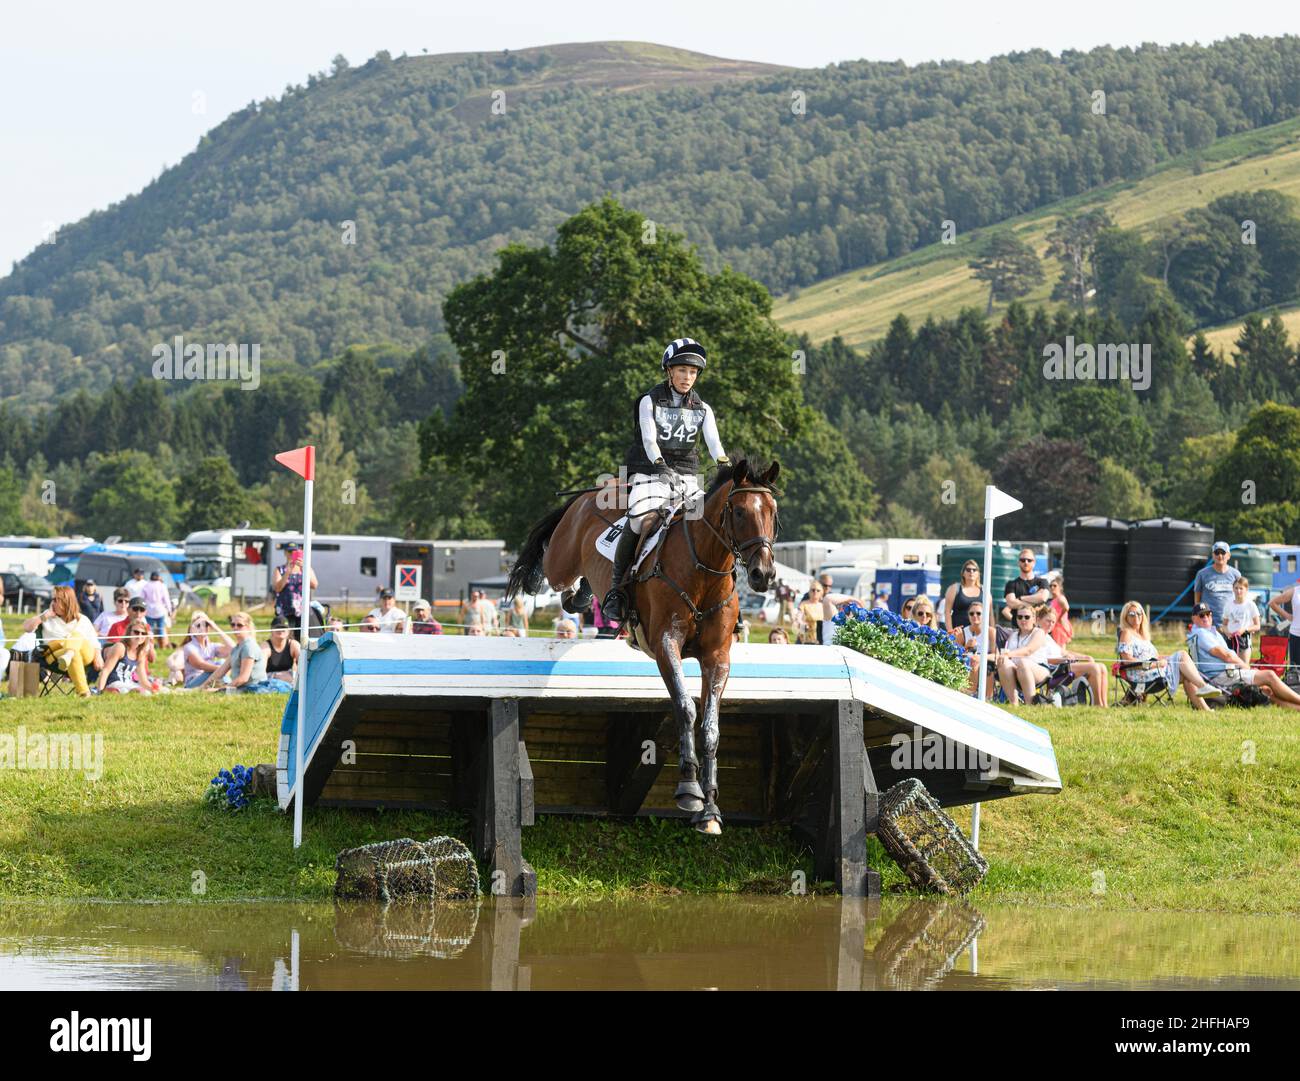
xmin=829 ymin=699 xmax=869 ymax=898
xmin=475 ymin=698 xmax=536 ymax=897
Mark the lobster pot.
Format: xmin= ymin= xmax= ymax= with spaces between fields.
xmin=1062 ymin=516 xmax=1130 ymax=609
xmin=877 ymin=778 xmax=988 ymax=896
xmin=940 ymin=543 xmax=1021 ymax=598
xmin=1124 ymin=518 xmax=1214 ymax=612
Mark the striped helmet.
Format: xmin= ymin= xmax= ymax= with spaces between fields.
xmin=661 ymin=337 xmax=707 ymax=371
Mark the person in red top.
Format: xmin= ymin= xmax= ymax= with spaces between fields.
xmin=106 ymin=597 xmax=157 ymax=667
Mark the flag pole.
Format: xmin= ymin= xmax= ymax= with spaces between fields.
xmin=293 ymin=470 xmax=313 ymax=849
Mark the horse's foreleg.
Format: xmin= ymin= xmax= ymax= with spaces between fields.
xmin=654 ymin=629 xmax=702 ymax=813
xmin=694 ymin=654 xmax=730 ymax=835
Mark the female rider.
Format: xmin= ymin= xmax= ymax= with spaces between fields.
xmin=602 ymin=337 xmax=730 ymax=622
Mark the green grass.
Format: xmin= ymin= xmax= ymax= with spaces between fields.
xmin=1 ymin=679 xmax=1296 ymax=912
xmin=772 ymin=114 xmax=1300 ymax=351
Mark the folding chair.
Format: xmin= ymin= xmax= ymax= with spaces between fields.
xmin=35 ymin=626 xmax=75 ymax=697
xmin=1111 ymin=659 xmax=1173 ymax=706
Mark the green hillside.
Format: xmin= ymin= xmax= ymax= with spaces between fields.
xmin=4 ymin=36 xmax=1300 ymax=409
xmin=774 ymin=115 xmax=1300 ymax=348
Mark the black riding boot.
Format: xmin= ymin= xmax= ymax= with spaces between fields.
xmin=601 ymin=525 xmax=640 ymax=622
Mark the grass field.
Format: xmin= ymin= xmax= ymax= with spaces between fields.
xmin=2 ymin=648 xmax=1296 ymax=912
xmin=771 ymin=114 xmax=1300 ymax=352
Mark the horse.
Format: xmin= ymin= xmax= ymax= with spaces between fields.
xmin=506 ymin=459 xmax=780 ymax=834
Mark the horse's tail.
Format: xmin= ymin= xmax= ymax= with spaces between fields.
xmin=506 ymin=493 xmax=582 ymax=599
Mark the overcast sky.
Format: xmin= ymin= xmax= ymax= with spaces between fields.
xmin=1 ymin=0 xmax=1295 ymax=273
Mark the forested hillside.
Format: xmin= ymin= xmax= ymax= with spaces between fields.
xmin=5 ymin=36 xmax=1300 ymax=408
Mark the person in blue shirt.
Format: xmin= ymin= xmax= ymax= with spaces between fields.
xmin=1192 ymin=542 xmax=1241 ymax=625
xmin=1188 ymin=603 xmax=1300 ymax=709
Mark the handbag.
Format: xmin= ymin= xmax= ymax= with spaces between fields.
xmin=7 ymin=659 xmax=40 ymax=698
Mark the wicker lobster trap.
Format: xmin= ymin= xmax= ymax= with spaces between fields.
xmin=335 ymin=836 xmax=481 ymax=903
xmin=877 ymin=778 xmax=987 ymax=896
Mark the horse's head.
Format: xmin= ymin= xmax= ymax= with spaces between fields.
xmin=721 ymin=458 xmax=780 ymax=594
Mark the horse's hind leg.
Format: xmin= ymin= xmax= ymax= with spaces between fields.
xmin=654 ymin=630 xmax=702 ymax=813
xmin=693 ymin=654 xmax=730 ymax=835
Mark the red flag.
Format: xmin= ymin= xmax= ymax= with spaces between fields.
xmin=275 ymin=445 xmax=316 ymax=481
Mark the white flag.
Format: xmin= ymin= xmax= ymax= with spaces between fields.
xmin=984 ymin=485 xmax=1023 ymax=520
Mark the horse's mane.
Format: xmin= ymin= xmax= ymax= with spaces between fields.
xmin=706 ymin=456 xmax=781 ymax=499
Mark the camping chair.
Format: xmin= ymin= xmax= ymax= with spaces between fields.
xmin=34 ymin=624 xmax=75 ymax=697
xmin=1111 ymin=658 xmax=1174 ymax=706
xmin=1186 ymin=631 xmax=1267 ymax=709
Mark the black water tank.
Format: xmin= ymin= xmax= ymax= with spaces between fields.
xmin=1062 ymin=517 xmax=1129 ymax=608
xmin=1124 ymin=518 xmax=1214 ymax=611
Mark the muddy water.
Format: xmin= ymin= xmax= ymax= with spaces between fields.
xmin=0 ymin=897 xmax=1296 ymax=990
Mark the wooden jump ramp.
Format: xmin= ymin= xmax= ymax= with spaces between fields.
xmin=278 ymin=634 xmax=1061 ymax=898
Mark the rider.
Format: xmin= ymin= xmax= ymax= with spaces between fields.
xmin=602 ymin=337 xmax=730 ymax=622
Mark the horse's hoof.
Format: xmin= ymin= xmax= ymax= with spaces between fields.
xmin=692 ymin=803 xmax=723 ymax=835
xmin=695 ymin=819 xmax=722 ymax=836
xmin=675 ymin=779 xmax=704 ymax=813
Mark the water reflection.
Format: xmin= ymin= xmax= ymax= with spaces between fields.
xmin=0 ymin=896 xmax=1296 ymax=990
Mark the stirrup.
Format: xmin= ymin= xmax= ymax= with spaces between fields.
xmin=602 ymin=588 xmax=627 ymax=620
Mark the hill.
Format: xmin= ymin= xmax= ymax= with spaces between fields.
xmin=773 ymin=114 xmax=1300 ymax=348
xmin=4 ymin=36 xmax=1300 ymax=408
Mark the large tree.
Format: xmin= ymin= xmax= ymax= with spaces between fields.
xmin=438 ymin=197 xmax=808 ymax=546
xmin=969 ymin=232 xmax=1044 ymax=315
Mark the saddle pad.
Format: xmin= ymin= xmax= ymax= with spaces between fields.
xmin=594 ymin=515 xmax=665 ymax=574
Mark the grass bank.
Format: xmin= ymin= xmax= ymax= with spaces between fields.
xmin=0 ymin=691 xmax=1295 ymax=912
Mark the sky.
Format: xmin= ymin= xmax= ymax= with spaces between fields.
xmin=1 ymin=0 xmax=1296 ymax=274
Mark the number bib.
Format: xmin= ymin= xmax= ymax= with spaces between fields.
xmin=654 ymin=405 xmax=705 ymax=452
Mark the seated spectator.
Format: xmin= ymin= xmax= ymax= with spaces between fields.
xmin=1047 ymin=576 xmax=1073 ymax=646
xmin=1221 ymin=576 xmax=1260 ymax=665
xmin=0 ymin=624 xmax=8 ymax=681
xmin=501 ymin=627 xmax=521 ymax=637
xmin=1117 ymin=600 xmax=1219 ymax=710
xmin=327 ymin=616 xmax=346 ymax=634
xmin=555 ymin=619 xmax=577 ymax=639
xmin=899 ymin=597 xmax=916 ymax=621
xmin=910 ymin=597 xmax=937 ymax=628
xmin=263 ymin=616 xmax=300 ymax=684
xmin=768 ymin=627 xmax=790 ymax=644
xmin=199 ymin=612 xmax=289 ymax=694
xmin=141 ymin=570 xmax=174 ymax=647
xmin=1001 ymin=548 xmax=1050 ymax=623
xmin=409 ymin=599 xmax=443 ymax=635
xmin=20 ymin=585 xmax=103 ymax=699
xmin=96 ymin=620 xmax=155 ymax=696
xmin=359 ymin=615 xmax=381 ymax=633
xmin=95 ymin=589 xmax=131 ymax=646
xmin=953 ymin=602 xmax=1004 ymax=698
xmin=367 ymin=588 xmax=406 ymax=633
xmin=106 ymin=597 xmax=149 ymax=652
xmin=996 ymin=607 xmax=1052 ymax=705
xmin=1037 ymin=607 xmax=1108 ymax=707
xmin=1188 ymin=601 xmax=1300 ymax=709
xmin=1193 ymin=542 xmax=1241 ymax=628
xmin=77 ymin=579 xmax=104 ymax=624
xmin=178 ymin=612 xmax=235 ymax=690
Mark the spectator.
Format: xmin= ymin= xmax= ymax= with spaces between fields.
xmin=942 ymin=561 xmax=982 ymax=632
xmin=954 ymin=601 xmax=1003 ymax=698
xmin=555 ymin=619 xmax=577 ymax=639
xmin=1116 ymin=600 xmax=1219 ymax=710
xmin=795 ymin=582 xmax=826 ymax=643
xmin=1046 ymin=576 xmax=1073 ymax=646
xmin=461 ymin=590 xmax=483 ymax=635
xmin=409 ymin=599 xmax=443 ymax=635
xmin=327 ymin=616 xmax=346 ymax=634
xmin=996 ymin=607 xmax=1052 ymax=705
xmin=1188 ymin=602 xmax=1300 ymax=709
xmin=776 ymin=580 xmax=795 ymax=624
xmin=872 ymin=592 xmax=890 ymax=610
xmin=141 ymin=570 xmax=174 ymax=647
xmin=768 ymin=627 xmax=790 ymax=644
xmin=178 ymin=611 xmax=235 ymax=690
xmin=502 ymin=627 xmax=521 ymax=637
xmin=263 ymin=615 xmax=300 ymax=685
xmin=200 ymin=612 xmax=288 ymax=694
xmin=476 ymin=590 xmax=501 ymax=635
xmin=899 ymin=597 xmax=916 ymax=621
xmin=272 ymin=544 xmax=318 ymax=640
xmin=1222 ymin=576 xmax=1261 ymax=665
xmin=21 ymin=585 xmax=103 ymax=698
xmin=910 ymin=597 xmax=937 ymax=628
xmin=106 ymin=596 xmax=151 ymax=654
xmin=1193 ymin=542 xmax=1241 ymax=626
xmin=817 ymin=572 xmax=834 ymax=595
xmin=1001 ymin=548 xmax=1050 ymax=623
xmin=367 ymin=588 xmax=407 ymax=633
xmin=96 ymin=620 xmax=155 ymax=696
xmin=1267 ymin=577 xmax=1300 ymax=676
xmin=1037 ymin=607 xmax=1108 ymax=707
xmin=360 ymin=615 xmax=381 ymax=633
xmin=95 ymin=588 xmax=131 ymax=645
xmin=78 ymin=579 xmax=104 ymax=624
xmin=123 ymin=566 xmax=147 ymax=601
xmin=509 ymin=595 xmax=530 ymax=636
xmin=0 ymin=623 xmax=8 ymax=681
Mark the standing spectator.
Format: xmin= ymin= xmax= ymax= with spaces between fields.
xmin=794 ymin=582 xmax=826 ymax=643
xmin=95 ymin=588 xmax=130 ymax=645
xmin=77 ymin=579 xmax=104 ymax=624
xmin=141 ymin=570 xmax=174 ymax=647
xmin=1001 ymin=549 xmax=1050 ymax=623
xmin=1047 ymin=576 xmax=1073 ymax=647
xmin=178 ymin=611 xmax=235 ymax=690
xmin=1222 ymin=576 xmax=1261 ymax=665
xmin=509 ymin=596 xmax=531 ymax=636
xmin=476 ymin=590 xmax=501 ymax=636
xmin=123 ymin=566 xmax=147 ymax=600
xmin=20 ymin=585 xmax=103 ymax=698
xmin=96 ymin=621 xmax=155 ymax=696
xmin=872 ymin=592 xmax=890 ymax=610
xmin=775 ymin=580 xmax=795 ymax=624
xmin=272 ymin=544 xmax=318 ymax=640
xmin=1266 ymin=578 xmax=1300 ymax=676
xmin=263 ymin=616 xmax=300 ymax=685
xmin=409 ymin=600 xmax=443 ymax=634
xmin=461 ymin=590 xmax=482 ymax=635
xmin=367 ymin=588 xmax=406 ymax=633
xmin=941 ymin=561 xmax=982 ymax=632
xmin=1193 ymin=542 xmax=1241 ymax=627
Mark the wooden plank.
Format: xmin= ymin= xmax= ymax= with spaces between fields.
xmin=518 ymin=740 xmax=534 ymax=827
xmin=476 ymin=699 xmax=533 ymax=898
xmin=606 ymin=712 xmax=674 ymax=816
xmin=827 ymin=699 xmax=868 ymax=898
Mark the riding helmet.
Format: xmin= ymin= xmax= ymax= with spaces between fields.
xmin=661 ymin=337 xmax=707 ymax=371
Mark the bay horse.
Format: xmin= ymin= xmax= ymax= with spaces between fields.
xmin=506 ymin=459 xmax=780 ymax=834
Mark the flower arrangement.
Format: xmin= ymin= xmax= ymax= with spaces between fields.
xmin=205 ymin=764 xmax=255 ymax=811
xmin=831 ymin=603 xmax=970 ymax=691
